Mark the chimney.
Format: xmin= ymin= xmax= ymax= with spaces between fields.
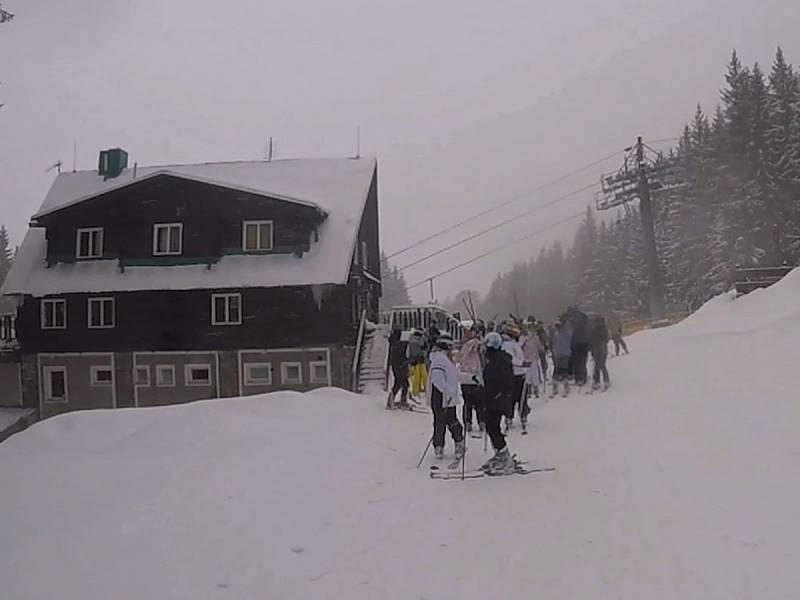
xmin=98 ymin=148 xmax=129 ymax=179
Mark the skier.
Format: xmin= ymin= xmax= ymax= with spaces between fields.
xmin=521 ymin=319 xmax=543 ymax=400
xmin=611 ymin=321 xmax=629 ymax=356
xmin=550 ymin=316 xmax=573 ymax=398
xmin=456 ymin=326 xmax=484 ymax=434
xmin=428 ymin=332 xmax=465 ymax=462
xmin=386 ymin=326 xmax=410 ymax=409
xmin=535 ymin=319 xmax=549 ymax=382
xmin=407 ymin=329 xmax=428 ymax=400
xmin=568 ymin=306 xmax=590 ymax=387
xmin=500 ymin=322 xmax=527 ymax=430
xmin=590 ymin=314 xmax=611 ymax=391
xmin=480 ymin=332 xmax=516 ymax=474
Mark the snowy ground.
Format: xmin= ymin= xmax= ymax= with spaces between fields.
xmin=2 ymin=271 xmax=800 ymax=599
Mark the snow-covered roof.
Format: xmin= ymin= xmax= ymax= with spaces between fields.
xmin=3 ymin=157 xmax=377 ymax=297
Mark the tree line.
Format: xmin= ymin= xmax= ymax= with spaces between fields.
xmin=465 ymin=48 xmax=800 ymax=324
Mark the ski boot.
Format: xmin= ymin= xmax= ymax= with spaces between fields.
xmin=603 ymin=381 xmax=611 ymax=392
xmin=480 ymin=446 xmax=506 ymax=472
xmin=550 ymin=381 xmax=558 ymax=399
xmin=434 ymin=446 xmax=445 ymax=460
xmin=465 ymin=421 xmax=473 ymax=433
xmin=562 ymin=381 xmax=570 ymax=398
xmin=486 ymin=447 xmax=515 ymax=476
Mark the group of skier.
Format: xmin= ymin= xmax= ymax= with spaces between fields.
xmin=386 ymin=307 xmax=629 ymax=475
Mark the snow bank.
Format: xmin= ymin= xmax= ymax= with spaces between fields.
xmin=2 ymin=272 xmax=800 ymax=599
xmin=672 ymin=267 xmax=800 ymax=335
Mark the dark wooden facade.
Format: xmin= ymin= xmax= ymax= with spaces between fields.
xmin=38 ymin=175 xmax=327 ymax=265
xmin=17 ymin=285 xmax=358 ymax=353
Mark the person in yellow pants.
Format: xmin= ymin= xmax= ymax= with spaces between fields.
xmin=407 ymin=329 xmax=428 ymax=399
xmin=410 ymin=360 xmax=428 ymax=398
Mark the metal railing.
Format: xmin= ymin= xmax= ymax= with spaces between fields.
xmin=351 ymin=309 xmax=368 ymax=393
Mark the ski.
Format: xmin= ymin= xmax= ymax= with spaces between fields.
xmin=430 ymin=467 xmax=555 ymax=480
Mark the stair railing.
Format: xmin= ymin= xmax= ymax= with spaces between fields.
xmin=351 ymin=309 xmax=368 ymax=393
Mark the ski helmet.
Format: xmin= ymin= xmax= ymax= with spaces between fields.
xmin=484 ymin=331 xmax=503 ymax=350
xmin=435 ymin=332 xmax=454 ymax=350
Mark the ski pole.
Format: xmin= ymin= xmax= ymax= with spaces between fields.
xmin=416 ymin=435 xmax=434 ymax=469
xmin=461 ymin=426 xmax=467 ymax=480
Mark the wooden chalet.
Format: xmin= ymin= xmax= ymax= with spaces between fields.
xmin=0 ymin=149 xmax=381 ymax=418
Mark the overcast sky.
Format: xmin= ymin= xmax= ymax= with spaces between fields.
xmin=1 ymin=0 xmax=798 ymax=302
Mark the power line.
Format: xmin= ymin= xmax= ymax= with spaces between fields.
xmin=398 ymin=181 xmax=598 ymax=273
xmin=406 ymin=211 xmax=585 ymax=291
xmin=384 ymin=147 xmax=625 ymax=261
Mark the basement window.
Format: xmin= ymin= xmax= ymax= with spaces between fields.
xmin=134 ymin=366 xmax=150 ymax=386
xmin=242 ymin=220 xmax=274 ymax=252
xmin=153 ymin=223 xmax=183 ymax=256
xmin=76 ymin=227 xmax=103 ymax=259
xmin=90 ymin=366 xmax=114 ymax=387
xmin=155 ymin=365 xmax=176 ymax=387
xmin=185 ymin=364 xmax=212 ymax=386
xmin=309 ymin=361 xmax=330 ymax=385
xmin=281 ymin=362 xmax=303 ymax=385
xmin=41 ymin=299 xmax=67 ymax=330
xmin=244 ymin=363 xmax=272 ymax=386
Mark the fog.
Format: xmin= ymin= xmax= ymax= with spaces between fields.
xmin=1 ymin=0 xmax=798 ymax=301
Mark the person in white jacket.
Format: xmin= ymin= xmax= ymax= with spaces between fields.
xmin=428 ymin=333 xmax=465 ymax=461
xmin=501 ymin=322 xmax=528 ymax=431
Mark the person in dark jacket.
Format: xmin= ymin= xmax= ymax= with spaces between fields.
xmin=386 ymin=327 xmax=409 ymax=409
xmin=611 ymin=322 xmax=629 ymax=356
xmin=568 ymin=306 xmax=591 ymax=386
xmin=590 ymin=314 xmax=611 ymax=391
xmin=480 ymin=332 xmax=516 ymax=474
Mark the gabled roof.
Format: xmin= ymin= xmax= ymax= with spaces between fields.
xmin=3 ymin=157 xmax=377 ymax=297
xmin=33 ymin=157 xmax=375 ymax=219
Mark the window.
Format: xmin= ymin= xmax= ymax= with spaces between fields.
xmin=41 ymin=299 xmax=67 ymax=330
xmin=211 ymin=293 xmax=242 ymax=325
xmin=155 ymin=365 xmax=176 ymax=387
xmin=244 ymin=363 xmax=272 ymax=386
xmin=87 ymin=297 xmax=115 ymax=329
xmin=90 ymin=366 xmax=114 ymax=387
xmin=134 ymin=366 xmax=150 ymax=386
xmin=361 ymin=240 xmax=369 ymax=270
xmin=43 ymin=366 xmax=68 ymax=403
xmin=281 ymin=362 xmax=303 ymax=385
xmin=153 ymin=223 xmax=183 ymax=256
xmin=309 ymin=361 xmax=330 ymax=385
xmin=76 ymin=228 xmax=103 ymax=259
xmin=242 ymin=220 xmax=274 ymax=252
xmin=185 ymin=364 xmax=212 ymax=386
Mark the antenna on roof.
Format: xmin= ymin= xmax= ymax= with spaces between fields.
xmin=45 ymin=160 xmax=62 ymax=174
xmin=356 ymin=126 xmax=361 ymax=159
xmin=72 ymin=139 xmax=77 ymax=173
xmin=268 ymin=136 xmax=274 ymax=162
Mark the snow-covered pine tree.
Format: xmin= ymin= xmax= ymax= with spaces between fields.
xmin=379 ymin=253 xmax=411 ymax=311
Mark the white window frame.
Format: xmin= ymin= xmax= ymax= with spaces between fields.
xmin=152 ymin=223 xmax=183 ymax=256
xmin=87 ymin=297 xmax=115 ymax=329
xmin=134 ymin=366 xmax=150 ymax=387
xmin=243 ymin=362 xmax=273 ymax=386
xmin=185 ymin=363 xmax=212 ymax=387
xmin=43 ymin=366 xmax=68 ymax=404
xmin=41 ymin=299 xmax=67 ymax=330
xmin=211 ymin=293 xmax=242 ymax=326
xmin=76 ymin=227 xmax=104 ymax=259
xmin=155 ymin=364 xmax=176 ymax=387
xmin=281 ymin=361 xmax=303 ymax=385
xmin=90 ymin=365 xmax=114 ymax=387
xmin=242 ymin=220 xmax=274 ymax=253
xmin=309 ymin=360 xmax=331 ymax=386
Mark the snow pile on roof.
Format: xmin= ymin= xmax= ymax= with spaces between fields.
xmin=3 ymin=158 xmax=376 ymax=296
xmin=2 ymin=276 xmax=800 ymax=598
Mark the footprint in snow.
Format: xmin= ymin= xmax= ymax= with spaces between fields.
xmin=291 ymin=546 xmax=305 ymax=554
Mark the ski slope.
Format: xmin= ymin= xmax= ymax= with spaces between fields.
xmin=2 ymin=271 xmax=800 ymax=599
